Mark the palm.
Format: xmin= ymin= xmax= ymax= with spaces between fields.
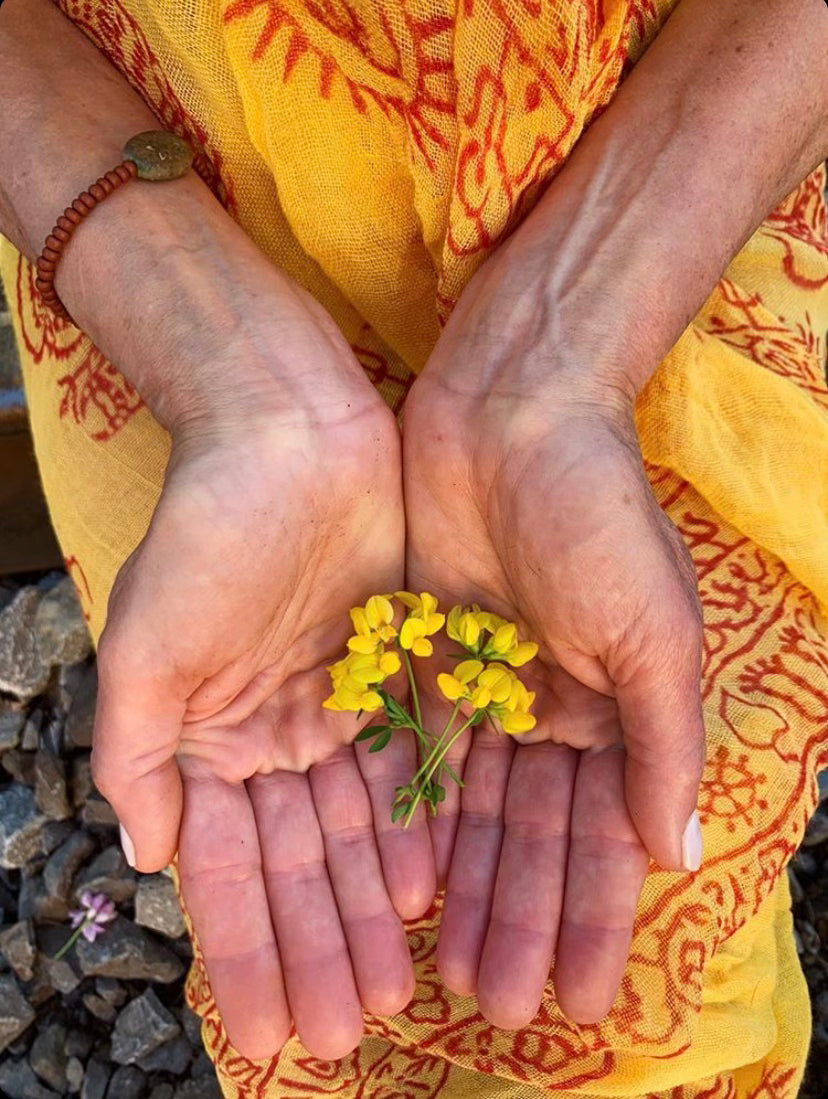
xmin=93 ymin=405 xmax=435 ymax=1059
xmin=404 ymin=381 xmax=704 ymax=1028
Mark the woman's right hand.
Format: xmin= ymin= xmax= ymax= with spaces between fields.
xmin=86 ymin=273 xmax=436 ymax=1060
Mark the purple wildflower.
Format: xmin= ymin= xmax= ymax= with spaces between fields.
xmin=64 ymin=891 xmax=117 ymax=944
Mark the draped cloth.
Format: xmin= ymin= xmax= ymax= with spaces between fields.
xmin=2 ymin=0 xmax=828 ymax=1095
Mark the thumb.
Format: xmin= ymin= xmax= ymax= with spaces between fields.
xmin=92 ymin=626 xmax=185 ymax=873
xmin=614 ymin=613 xmax=706 ymax=873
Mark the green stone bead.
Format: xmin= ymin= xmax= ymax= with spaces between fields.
xmin=123 ymin=131 xmax=194 ymax=181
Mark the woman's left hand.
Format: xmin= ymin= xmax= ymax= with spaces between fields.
xmin=402 ymin=232 xmax=706 ymax=1029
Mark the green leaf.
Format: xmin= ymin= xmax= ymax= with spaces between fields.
xmin=468 ymin=709 xmax=486 ymax=727
xmin=391 ymin=802 xmax=410 ymax=823
xmin=434 ymin=784 xmax=447 ymax=803
xmin=354 ymin=724 xmax=391 ymax=742
xmin=368 ymin=730 xmax=393 ymax=753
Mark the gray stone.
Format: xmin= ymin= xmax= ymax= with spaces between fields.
xmin=0 ymin=973 xmax=35 ymax=1053
xmin=81 ymin=1058 xmax=111 ymax=1099
xmin=21 ymin=710 xmax=42 ymax=751
xmin=0 ymin=706 xmax=25 ymax=751
xmin=65 ymin=1029 xmax=94 ymax=1058
xmin=65 ymin=663 xmax=97 ymax=749
xmin=18 ymin=874 xmax=70 ymax=923
xmin=179 ymin=1004 xmax=203 ymax=1049
xmin=135 ymin=1032 xmax=192 ymax=1075
xmin=818 ymin=767 xmax=828 ymax=803
xmin=76 ymin=918 xmax=184 ymax=982
xmin=34 ymin=575 xmax=93 ymax=665
xmin=81 ymin=794 xmax=119 ymax=828
xmin=0 ymin=587 xmax=50 ymax=700
xmin=30 ymin=1022 xmax=69 ymax=1092
xmin=148 ymin=1086 xmax=175 ymax=1099
xmin=34 ymin=925 xmax=84 ymax=993
xmin=111 ymin=988 xmax=181 ymax=1064
xmin=191 ymin=1049 xmax=219 ymax=1079
xmin=72 ymin=755 xmax=94 ymax=808
xmin=35 ymin=748 xmax=72 ymax=819
xmin=175 ymin=1078 xmax=222 ymax=1099
xmin=0 ymin=920 xmax=36 ymax=981
xmin=0 ymin=784 xmax=50 ymax=868
xmin=83 ymin=992 xmax=118 ymax=1023
xmin=54 ymin=660 xmax=88 ymax=718
xmin=2 ymin=748 xmax=37 ymax=785
xmin=802 ymin=807 xmax=828 ymax=847
xmin=39 ymin=716 xmax=64 ymax=758
xmin=135 ymin=872 xmax=187 ymax=939
xmin=76 ymin=846 xmax=137 ymax=904
xmin=95 ymin=976 xmax=127 ymax=1007
xmin=43 ymin=830 xmax=96 ymax=901
xmin=107 ymin=1065 xmax=147 ymax=1099
xmin=0 ymin=1057 xmax=60 ymax=1099
xmin=66 ymin=1056 xmax=85 ymax=1094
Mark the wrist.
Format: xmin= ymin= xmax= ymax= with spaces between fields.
xmin=53 ymin=172 xmax=380 ymax=435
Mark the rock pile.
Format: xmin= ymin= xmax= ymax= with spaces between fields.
xmin=0 ymin=572 xmax=221 ymax=1098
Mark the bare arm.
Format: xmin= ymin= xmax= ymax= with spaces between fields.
xmin=436 ymin=0 xmax=828 ymax=404
xmin=0 ymin=0 xmax=367 ymax=430
xmin=403 ymin=0 xmax=828 ymax=1028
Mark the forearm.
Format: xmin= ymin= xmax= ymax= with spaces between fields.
xmin=512 ymin=0 xmax=828 ymax=397
xmin=0 ymin=0 xmax=369 ymax=432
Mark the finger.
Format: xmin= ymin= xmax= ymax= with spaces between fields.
xmin=355 ymin=729 xmax=436 ymax=920
xmin=553 ymin=745 xmax=649 ymax=1023
xmin=310 ymin=747 xmax=415 ymax=1015
xmin=177 ymin=765 xmax=290 ymax=1059
xmin=92 ymin=628 xmax=184 ymax=872
xmin=248 ymin=770 xmax=364 ymax=1060
xmin=476 ymin=742 xmax=577 ymax=1030
xmin=614 ymin=603 xmax=706 ymax=871
xmin=436 ymin=729 xmax=514 ymax=996
xmin=419 ymin=691 xmax=473 ymax=886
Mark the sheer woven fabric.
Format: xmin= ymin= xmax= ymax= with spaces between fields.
xmin=2 ymin=0 xmax=827 ymax=1096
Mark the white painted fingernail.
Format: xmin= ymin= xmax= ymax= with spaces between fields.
xmin=120 ymin=824 xmax=136 ymax=869
xmin=681 ymin=810 xmax=703 ymax=872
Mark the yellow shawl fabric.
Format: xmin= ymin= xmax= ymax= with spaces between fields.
xmin=2 ymin=0 xmax=827 ymax=1096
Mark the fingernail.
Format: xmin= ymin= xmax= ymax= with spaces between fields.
xmin=120 ymin=824 xmax=136 ymax=869
xmin=681 ymin=810 xmax=703 ymax=872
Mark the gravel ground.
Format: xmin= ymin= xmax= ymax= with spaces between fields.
xmin=0 ymin=571 xmax=222 ymax=1099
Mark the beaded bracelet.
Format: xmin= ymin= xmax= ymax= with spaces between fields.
xmin=35 ymin=131 xmax=194 ymax=324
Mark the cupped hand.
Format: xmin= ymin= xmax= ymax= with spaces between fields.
xmin=402 ymin=241 xmax=705 ymax=1030
xmin=91 ymin=286 xmax=435 ymax=1059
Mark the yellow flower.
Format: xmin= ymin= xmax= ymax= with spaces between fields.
xmin=346 ymin=595 xmax=397 ymax=654
xmin=437 ymin=659 xmax=484 ymax=703
xmin=446 ymin=606 xmax=483 ymax=649
xmin=324 ymin=646 xmax=400 ymax=712
xmin=395 ymin=590 xmax=445 ymax=657
xmin=500 ymin=710 xmax=536 ymax=733
xmin=437 ymin=657 xmax=537 ymax=732
xmin=447 ymin=604 xmax=539 ymax=668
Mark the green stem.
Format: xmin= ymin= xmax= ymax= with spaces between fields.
xmin=401 ymin=648 xmax=423 ymax=731
xmin=53 ymin=920 xmax=89 ymax=960
xmin=403 ymin=712 xmax=480 ymax=828
xmin=406 ymin=700 xmax=461 ymax=791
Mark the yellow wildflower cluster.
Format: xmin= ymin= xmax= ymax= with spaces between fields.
xmin=324 ymin=591 xmax=447 ymax=711
xmin=437 ymin=660 xmax=537 ymax=733
xmin=325 ymin=592 xmax=538 ymax=735
xmin=325 ymin=596 xmax=400 ymax=712
xmin=447 ymin=605 xmax=538 ymax=667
